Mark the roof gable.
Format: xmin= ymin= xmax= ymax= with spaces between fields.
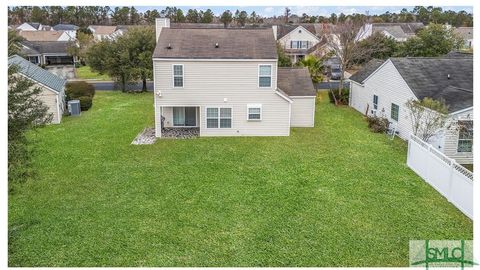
xmin=8 ymin=55 xmax=66 ymax=93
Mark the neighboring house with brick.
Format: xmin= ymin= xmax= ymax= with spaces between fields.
xmin=349 ymin=57 xmax=473 ymax=164
xmin=356 ymin=23 xmax=425 ymax=42
xmin=153 ymin=18 xmax=316 ymax=138
xmin=18 ymin=30 xmax=75 ymax=42
xmin=8 ymin=55 xmax=66 ymax=124
xmin=454 ymin=27 xmax=473 ymax=49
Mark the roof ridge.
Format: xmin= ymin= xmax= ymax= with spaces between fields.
xmin=446 ymin=86 xmax=473 ymax=93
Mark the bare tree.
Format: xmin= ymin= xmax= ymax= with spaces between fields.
xmin=325 ymin=20 xmax=377 ymax=104
xmin=284 ymin=7 xmax=291 ymax=23
xmin=405 ymin=98 xmax=449 ymax=141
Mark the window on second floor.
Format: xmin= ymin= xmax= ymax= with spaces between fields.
xmin=457 ymin=120 xmax=473 ymax=152
xmin=173 ymin=64 xmax=183 ymax=87
xmin=259 ymin=65 xmax=272 ymax=88
xmin=391 ymin=103 xmax=399 ymax=121
xmin=290 ymin=40 xmax=309 ymax=49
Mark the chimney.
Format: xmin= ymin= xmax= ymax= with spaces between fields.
xmin=272 ymin=25 xmax=278 ymax=40
xmin=155 ymin=17 xmax=170 ymax=42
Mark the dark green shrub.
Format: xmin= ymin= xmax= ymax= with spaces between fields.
xmin=66 ymin=81 xmax=95 ymax=100
xmin=77 ymin=96 xmax=93 ymax=111
xmin=367 ymin=116 xmax=389 ymax=133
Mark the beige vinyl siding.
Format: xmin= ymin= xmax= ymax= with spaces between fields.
xmin=154 ymin=60 xmax=290 ymax=137
xmin=37 ymin=85 xmax=62 ymax=124
xmin=290 ymin=97 xmax=315 ymax=127
xmin=442 ymin=109 xmax=473 ymax=164
xmin=349 ymin=60 xmax=417 ymax=140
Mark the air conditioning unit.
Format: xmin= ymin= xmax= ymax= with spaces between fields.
xmin=371 ymin=109 xmax=377 ymax=116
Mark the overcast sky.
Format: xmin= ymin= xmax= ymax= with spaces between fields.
xmin=131 ymin=6 xmax=473 ymax=17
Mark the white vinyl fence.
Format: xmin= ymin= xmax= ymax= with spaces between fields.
xmin=407 ymin=134 xmax=473 ymax=219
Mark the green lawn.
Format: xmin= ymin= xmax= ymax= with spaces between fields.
xmin=75 ymin=65 xmax=111 ymax=80
xmin=9 ymin=92 xmax=472 ymax=267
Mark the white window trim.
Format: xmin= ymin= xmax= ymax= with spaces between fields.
xmin=258 ymin=64 xmax=272 ymax=88
xmin=205 ymin=106 xmax=233 ymax=129
xmin=247 ymin=104 xmax=262 ymax=121
xmin=391 ymin=103 xmax=399 ymax=122
xmin=457 ymin=120 xmax=473 ymax=153
xmin=373 ymin=95 xmax=378 ymax=110
xmin=172 ymin=64 xmax=184 ymax=88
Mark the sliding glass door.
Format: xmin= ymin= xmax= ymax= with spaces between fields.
xmin=173 ymin=107 xmax=196 ymax=127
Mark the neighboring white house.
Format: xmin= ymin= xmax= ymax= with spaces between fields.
xmin=52 ymin=24 xmax=78 ymax=40
xmin=356 ymin=23 xmax=425 ymax=42
xmin=153 ymin=18 xmax=316 ymax=138
xmin=454 ymin=27 xmax=473 ymax=49
xmin=88 ymin=25 xmax=118 ymax=41
xmin=8 ymin=55 xmax=66 ymax=124
xmin=349 ymin=57 xmax=473 ymax=164
xmin=16 ymin=22 xmax=50 ymax=31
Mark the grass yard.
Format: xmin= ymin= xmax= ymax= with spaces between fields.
xmin=9 ymin=92 xmax=472 ymax=266
xmin=75 ymin=65 xmax=111 ymax=80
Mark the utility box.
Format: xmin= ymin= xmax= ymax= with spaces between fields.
xmin=68 ymin=100 xmax=81 ymax=116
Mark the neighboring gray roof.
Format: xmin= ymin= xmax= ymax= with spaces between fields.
xmin=28 ymin=22 xmax=41 ymax=30
xmin=277 ymin=67 xmax=316 ymax=96
xmin=52 ymin=24 xmax=79 ymax=31
xmin=349 ymin=59 xmax=386 ymax=84
xmin=154 ymin=28 xmax=277 ymax=59
xmin=277 ymin=24 xmax=318 ymax=39
xmin=372 ymin=23 xmax=424 ymax=38
xmin=445 ymin=51 xmax=473 ymax=58
xmin=20 ymin=41 xmax=71 ymax=55
xmin=390 ymin=57 xmax=473 ymax=112
xmin=454 ymin=27 xmax=473 ymax=40
xmin=8 ymin=55 xmax=66 ymax=93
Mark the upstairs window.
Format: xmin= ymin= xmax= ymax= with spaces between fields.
xmin=259 ymin=65 xmax=272 ymax=88
xmin=173 ymin=64 xmax=183 ymax=87
xmin=391 ymin=103 xmax=399 ymax=121
xmin=247 ymin=104 xmax=262 ymax=121
xmin=290 ymin=40 xmax=309 ymax=49
xmin=457 ymin=120 xmax=473 ymax=152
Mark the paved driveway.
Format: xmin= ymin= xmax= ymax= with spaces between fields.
xmin=46 ymin=65 xmax=76 ymax=79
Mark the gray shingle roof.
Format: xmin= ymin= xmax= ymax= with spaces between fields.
xmin=277 ymin=24 xmax=318 ymax=39
xmin=20 ymin=41 xmax=71 ymax=54
xmin=154 ymin=28 xmax=277 ymax=59
xmin=390 ymin=57 xmax=473 ymax=112
xmin=349 ymin=59 xmax=386 ymax=84
xmin=8 ymin=55 xmax=66 ymax=93
xmin=277 ymin=67 xmax=316 ymax=96
xmin=372 ymin=23 xmax=424 ymax=38
xmin=52 ymin=24 xmax=79 ymax=31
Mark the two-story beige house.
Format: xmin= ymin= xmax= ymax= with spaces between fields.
xmin=153 ymin=18 xmax=316 ymax=138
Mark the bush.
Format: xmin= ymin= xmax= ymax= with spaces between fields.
xmin=77 ymin=96 xmax=93 ymax=111
xmin=66 ymin=81 xmax=95 ymax=111
xmin=66 ymin=81 xmax=95 ymax=100
xmin=367 ymin=116 xmax=389 ymax=133
xmin=328 ymin=88 xmax=350 ymax=105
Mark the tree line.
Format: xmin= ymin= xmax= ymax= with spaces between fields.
xmin=9 ymin=6 xmax=473 ymax=28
